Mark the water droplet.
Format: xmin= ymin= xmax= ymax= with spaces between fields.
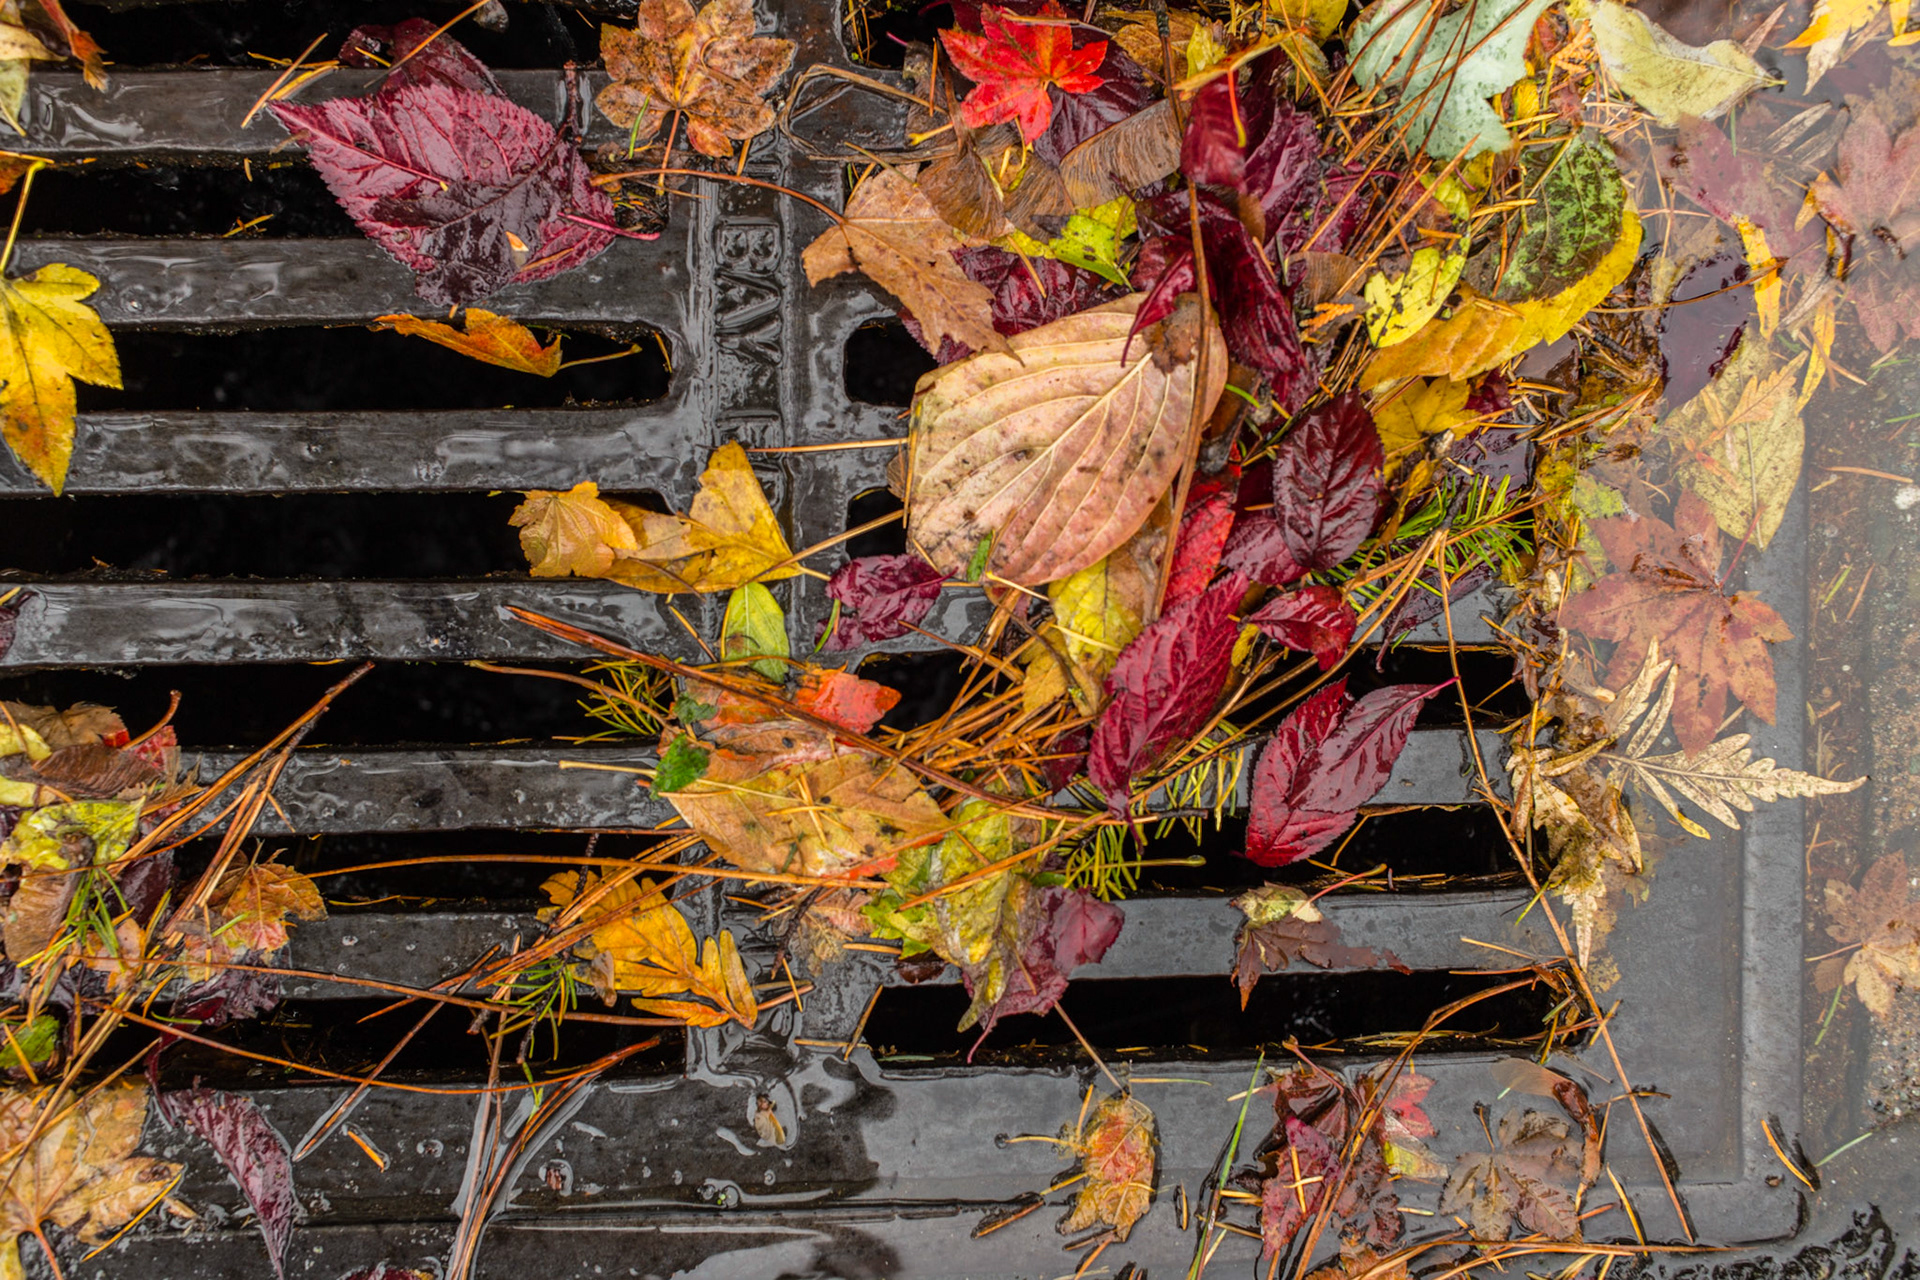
xmin=416 ymin=1139 xmax=444 ymax=1157
xmin=341 ymin=935 xmax=358 ymax=946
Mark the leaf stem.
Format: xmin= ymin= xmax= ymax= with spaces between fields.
xmin=0 ymin=159 xmax=46 ymax=277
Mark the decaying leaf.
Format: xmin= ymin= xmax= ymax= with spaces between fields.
xmin=1441 ymin=1108 xmax=1582 ymax=1241
xmin=208 ymin=861 xmax=326 ymax=954
xmin=906 ymin=292 xmax=1227 ymax=586
xmin=1350 ymin=0 xmax=1554 ymax=160
xmin=0 ymin=262 xmax=122 ymax=495
xmin=0 ymin=1084 xmax=181 ymax=1280
xmin=1821 ymin=853 xmax=1920 ymax=1019
xmin=1058 ymin=98 xmax=1182 ymax=207
xmin=1584 ymin=0 xmax=1770 ymax=126
xmin=1787 ymin=0 xmax=1911 ymax=89
xmin=1662 ymin=338 xmax=1807 ymax=549
xmin=1231 ymin=884 xmax=1406 ymax=1006
xmin=803 ymin=165 xmax=1006 ymax=358
xmin=1808 ymin=99 xmax=1920 ymax=353
xmin=1250 ymin=1067 xmax=1404 ymax=1256
xmin=1057 ymin=1091 xmax=1156 ymax=1241
xmin=541 ymin=872 xmax=758 ymax=1027
xmin=1467 ymin=139 xmax=1626 ymax=304
xmin=373 ymin=310 xmax=563 ymax=376
xmin=595 ymin=0 xmax=795 ymax=159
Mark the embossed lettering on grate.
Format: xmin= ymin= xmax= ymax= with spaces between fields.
xmin=0 ymin=6 xmax=1808 ymax=1276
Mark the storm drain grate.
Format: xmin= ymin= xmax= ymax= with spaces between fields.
xmin=0 ymin=5 xmax=1811 ymax=1275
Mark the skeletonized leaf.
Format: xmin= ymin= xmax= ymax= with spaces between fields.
xmin=907 ymin=292 xmax=1226 ymax=586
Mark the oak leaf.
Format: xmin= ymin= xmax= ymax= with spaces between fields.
xmin=595 ymin=0 xmax=795 ymax=159
xmin=0 ymin=263 xmax=122 ymax=495
xmin=541 ymin=872 xmax=757 ymax=1027
xmin=940 ymin=2 xmax=1107 ymax=144
xmin=1822 ymin=853 xmax=1920 ymax=1019
xmin=509 ymin=481 xmax=640 ymax=578
xmin=373 ymin=309 xmax=562 ymax=376
xmin=906 ymin=292 xmax=1226 ymax=586
xmin=0 ymin=1085 xmax=180 ymax=1280
xmin=802 ymin=165 xmax=1007 ymax=358
xmin=1057 ymin=1091 xmax=1156 ymax=1241
xmin=1563 ymin=490 xmax=1791 ymax=754
xmin=209 ymin=862 xmax=326 ymax=954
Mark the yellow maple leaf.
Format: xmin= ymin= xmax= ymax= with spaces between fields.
xmin=509 ymin=481 xmax=641 ymax=578
xmin=1364 ymin=208 xmax=1643 ymax=387
xmin=541 ymin=872 xmax=758 ymax=1028
xmin=373 ymin=309 xmax=564 ymax=376
xmin=0 ymin=263 xmax=122 ymax=495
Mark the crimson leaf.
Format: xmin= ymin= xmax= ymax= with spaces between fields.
xmin=339 ymin=20 xmax=501 ymax=96
xmin=955 ymin=246 xmax=1118 ymax=336
xmin=272 ymin=83 xmax=617 ymax=306
xmin=1247 ymin=584 xmax=1356 ymax=671
xmin=163 ymin=1088 xmax=298 ymax=1279
xmin=1272 ymin=392 xmax=1383 ymax=572
xmin=1087 ymin=574 xmax=1246 ymax=807
xmin=1244 ymin=679 xmax=1448 ymax=866
xmin=967 ymin=884 xmax=1123 ymax=1035
xmin=1163 ymin=475 xmax=1238 ymax=610
xmin=1232 ymin=914 xmax=1407 ymax=1007
xmin=820 ymin=554 xmax=945 ymax=649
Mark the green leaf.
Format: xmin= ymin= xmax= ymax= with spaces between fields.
xmin=1468 ymin=140 xmax=1626 ymax=302
xmin=720 ymin=581 xmax=790 ymax=680
xmin=0 ymin=1014 xmax=57 ymax=1069
xmin=673 ymin=693 xmax=718 ymax=722
xmin=867 ymin=799 xmax=1020 ymax=966
xmin=651 ymin=735 xmax=711 ymax=796
xmin=1581 ymin=0 xmax=1771 ymax=127
xmin=998 ymin=197 xmax=1138 ymax=289
xmin=0 ymin=801 xmax=141 ymax=870
xmin=1350 ymin=0 xmax=1554 ymax=161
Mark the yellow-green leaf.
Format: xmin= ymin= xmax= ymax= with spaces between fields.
xmin=1583 ymin=0 xmax=1771 ymax=126
xmin=1663 ymin=340 xmax=1806 ymax=549
xmin=1365 ymin=247 xmax=1466 ymax=348
xmin=0 ymin=801 xmax=139 ymax=871
xmin=721 ymin=582 xmax=789 ymax=679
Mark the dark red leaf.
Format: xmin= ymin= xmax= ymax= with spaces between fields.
xmin=1038 ymin=724 xmax=1091 ymax=794
xmin=1182 ymin=75 xmax=1253 ymax=190
xmin=1271 ymin=392 xmax=1383 ymax=572
xmin=1463 ymin=371 xmax=1513 ymax=418
xmin=339 ymin=20 xmax=501 ymax=96
xmin=966 ymin=884 xmax=1123 ymax=1034
xmin=820 ymin=554 xmax=946 ymax=650
xmin=343 ymin=1268 xmax=431 ymax=1280
xmin=1232 ymin=913 xmax=1407 ymax=1007
xmin=1244 ymin=680 xmax=1447 ymax=866
xmin=954 ymin=246 xmax=1119 ymax=336
xmin=174 ymin=967 xmax=283 ymax=1028
xmin=1247 ymin=584 xmax=1356 ymax=671
xmin=1219 ymin=512 xmax=1304 ymax=586
xmin=1181 ymin=64 xmax=1320 ymax=245
xmin=1087 ymin=574 xmax=1246 ymax=807
xmin=271 ymin=83 xmax=617 ymax=306
xmin=1163 ymin=480 xmax=1238 ymax=610
xmin=1034 ymin=40 xmax=1155 ymax=166
xmin=163 ymin=1088 xmax=298 ymax=1279
xmin=1259 ymin=1115 xmax=1340 ymax=1253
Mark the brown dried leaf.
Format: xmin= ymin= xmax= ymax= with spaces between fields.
xmin=211 ymin=862 xmax=326 ymax=954
xmin=595 ymin=0 xmax=795 ymax=159
xmin=1824 ymin=853 xmax=1920 ymax=1019
xmin=1058 ymin=1091 xmax=1156 ymax=1242
xmin=1059 ymin=98 xmax=1182 ymax=208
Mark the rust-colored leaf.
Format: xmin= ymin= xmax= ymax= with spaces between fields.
xmin=596 ymin=0 xmax=795 ymax=159
xmin=373 ymin=309 xmax=563 ymax=376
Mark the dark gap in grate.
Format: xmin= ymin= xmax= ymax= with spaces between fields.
xmin=844 ymin=487 xmax=907 ymax=558
xmin=272 ymin=831 xmax=672 ymax=905
xmin=855 ymin=650 xmax=969 ymax=731
xmin=0 ymin=662 xmax=597 ymax=745
xmin=1236 ymin=647 xmax=1525 ymax=728
xmin=66 ymin=0 xmax=603 ymax=68
xmin=1123 ymin=807 xmax=1518 ymax=893
xmin=88 ymin=327 xmax=669 ymax=414
xmin=24 ymin=163 xmax=359 ymax=238
xmin=844 ymin=320 xmax=936 ymax=406
xmin=866 ymin=970 xmax=1561 ymax=1065
xmin=2 ymin=493 xmax=554 ymax=578
xmin=132 ymin=999 xmax=683 ymax=1089
xmin=845 ymin=0 xmax=952 ymax=68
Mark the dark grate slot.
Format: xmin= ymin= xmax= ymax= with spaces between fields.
xmin=3 ymin=493 xmax=529 ymax=577
xmin=865 ymin=970 xmax=1562 ymax=1065
xmin=855 ymin=650 xmax=971 ymax=730
xmin=23 ymin=162 xmax=360 ymax=238
xmin=846 ymin=0 xmax=953 ymax=67
xmin=135 ymin=999 xmax=683 ymax=1089
xmin=1233 ymin=646 xmax=1524 ymax=728
xmin=1126 ymin=807 xmax=1520 ymax=893
xmin=844 ymin=487 xmax=908 ymax=558
xmin=0 ymin=662 xmax=596 ymax=744
xmin=844 ymin=320 xmax=937 ymax=405
xmin=67 ymin=0 xmax=602 ymax=68
xmin=91 ymin=327 xmax=670 ymax=414
xmin=274 ymin=831 xmax=668 ymax=905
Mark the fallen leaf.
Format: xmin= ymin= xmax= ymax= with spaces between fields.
xmin=720 ymin=582 xmax=789 ymax=680
xmin=1163 ymin=479 xmax=1237 ymax=611
xmin=605 ymin=442 xmax=799 ymax=593
xmin=1 ymin=800 xmax=139 ymax=871
xmin=941 ymin=2 xmax=1107 ymax=144
xmin=162 ymin=1089 xmax=296 ymax=1279
xmin=1252 ymin=1068 xmax=1402 ymax=1255
xmin=1585 ymin=0 xmax=1770 ymax=126
xmin=1247 ymin=584 xmax=1356 ymax=671
xmin=650 ymin=734 xmax=710 ymax=794
xmin=819 ymin=554 xmax=946 ymax=649
xmin=1271 ymin=393 xmax=1384 ymax=573
xmin=1244 ymin=680 xmax=1444 ymax=867
xmin=1563 ymin=489 xmax=1791 ymax=754
xmin=0 ymin=1015 xmax=56 ymax=1073
xmin=0 ymin=262 xmax=122 ymax=494
xmin=340 ymin=19 xmax=501 ymax=96
xmin=869 ymin=797 xmax=1026 ymax=969
xmin=595 ymin=0 xmax=795 ymax=159
xmin=906 ymin=292 xmax=1227 ymax=586
xmin=999 ymin=195 xmax=1137 ymax=288
xmin=1467 ymin=139 xmax=1625 ymax=303
xmin=1364 ymin=208 xmax=1643 ymax=386
xmin=964 ymin=881 xmax=1123 ymax=1032
xmin=1787 ymin=0 xmax=1912 ymax=89
xmin=1231 ymin=885 xmax=1406 ymax=1006
xmin=373 ymin=310 xmax=562 ymax=376
xmin=1087 ymin=574 xmax=1245 ymax=806
xmin=793 ymin=668 xmax=901 ymax=733
xmin=1350 ymin=0 xmax=1555 ymax=160
xmin=271 ymin=83 xmax=617 ymax=306
xmin=541 ymin=872 xmax=757 ymax=1027
xmin=209 ymin=862 xmax=326 ymax=954
xmin=509 ymin=482 xmax=640 ymax=578
xmin=1058 ymin=98 xmax=1182 ymax=207
xmin=1368 ymin=1064 xmax=1442 ymax=1178
xmin=664 ymin=751 xmax=949 ymax=878
xmin=1365 ymin=246 xmax=1466 ymax=347
xmin=1057 ymin=1091 xmax=1156 ymax=1241
xmin=0 ymin=1085 xmax=180 ymax=1280
xmin=802 ymin=165 xmax=1007 ymax=358
xmin=1823 ymin=853 xmax=1920 ymax=1018
xmin=1663 ymin=338 xmax=1805 ymax=548
xmin=1441 ymin=1108 xmax=1582 ymax=1241
xmin=1808 ymin=100 xmax=1920 ymax=353
xmin=1047 ymin=512 xmax=1164 ymax=693
xmin=1373 ymin=376 xmax=1474 ymax=458
xmin=1307 ymin=1248 xmax=1412 ymax=1280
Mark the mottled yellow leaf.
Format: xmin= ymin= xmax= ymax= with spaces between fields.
xmin=1373 ymin=376 xmax=1473 ymax=456
xmin=1364 ymin=247 xmax=1466 ymax=347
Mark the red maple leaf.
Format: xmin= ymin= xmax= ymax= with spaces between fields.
xmin=939 ymin=2 xmax=1107 ymax=144
xmin=1563 ymin=490 xmax=1791 ymax=755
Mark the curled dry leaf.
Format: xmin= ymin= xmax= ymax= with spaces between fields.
xmin=0 ymin=1084 xmax=181 ymax=1280
xmin=0 ymin=263 xmax=122 ymax=495
xmin=595 ymin=0 xmax=795 ymax=159
xmin=906 ymin=291 xmax=1227 ymax=586
xmin=373 ymin=310 xmax=563 ymax=376
xmin=802 ymin=165 xmax=1006 ymax=358
xmin=541 ymin=872 xmax=758 ymax=1027
xmin=1057 ymin=1091 xmax=1156 ymax=1241
xmin=1058 ymin=98 xmax=1182 ymax=207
